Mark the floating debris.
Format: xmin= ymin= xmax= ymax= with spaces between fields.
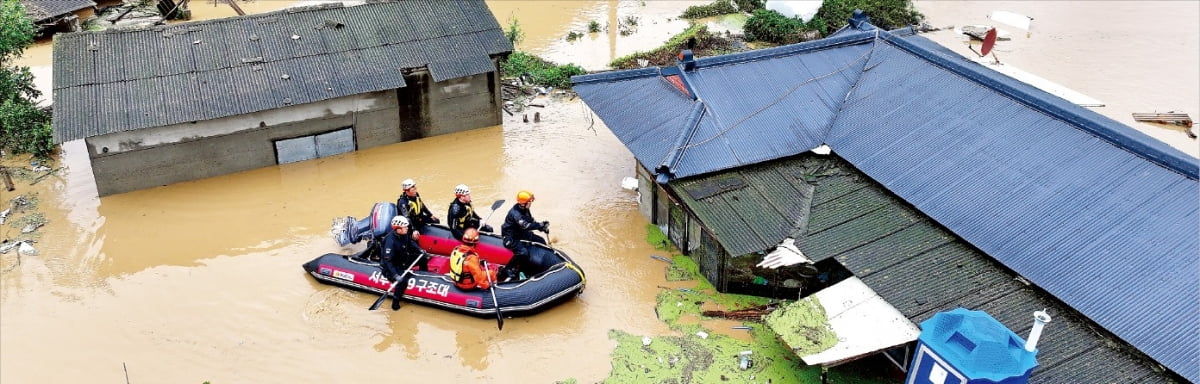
xmin=21 ymin=222 xmax=43 ymax=234
xmin=701 ymin=302 xmax=781 ymax=321
xmin=732 ymin=326 xmax=753 ymax=330
xmin=651 ymin=255 xmax=672 ymax=264
xmin=1132 ymin=112 xmax=1193 ymax=128
xmin=0 ymin=241 xmax=20 ymax=254
xmin=18 ymin=242 xmax=36 ymax=256
xmin=0 ymin=208 xmax=9 ymax=225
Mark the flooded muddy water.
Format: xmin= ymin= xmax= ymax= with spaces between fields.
xmin=3 ymin=1 xmax=1196 ymax=383
xmin=915 ymin=1 xmax=1199 ymax=157
xmin=2 ymin=96 xmax=676 ymax=383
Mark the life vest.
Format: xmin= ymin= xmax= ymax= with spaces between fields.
xmin=448 ymin=245 xmax=476 ymax=282
xmin=407 ymin=195 xmax=424 ymax=218
xmin=453 ymin=201 xmax=476 ymax=229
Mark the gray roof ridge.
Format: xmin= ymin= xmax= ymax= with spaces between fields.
xmin=656 ymin=102 xmax=707 ymax=183
xmin=571 ymin=67 xmax=661 ymax=85
xmin=874 ymin=30 xmax=1199 ymax=180
xmin=694 ymin=30 xmax=877 ymax=70
xmin=52 ymin=27 xmax=496 ymax=91
xmin=818 ymin=31 xmax=882 ymax=143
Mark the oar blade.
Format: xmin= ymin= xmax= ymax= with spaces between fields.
xmin=368 ymin=293 xmax=388 ymax=311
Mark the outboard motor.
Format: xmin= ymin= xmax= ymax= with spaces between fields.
xmin=331 ymin=202 xmax=398 ymax=247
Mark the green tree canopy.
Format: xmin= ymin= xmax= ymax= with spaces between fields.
xmin=1 ymin=0 xmax=54 ymax=158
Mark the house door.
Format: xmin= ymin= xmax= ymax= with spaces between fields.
xmin=274 ymin=127 xmax=356 ymax=164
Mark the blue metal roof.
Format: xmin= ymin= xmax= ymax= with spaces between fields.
xmin=573 ymin=27 xmax=1200 ymax=383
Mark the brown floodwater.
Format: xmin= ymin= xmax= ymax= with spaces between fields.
xmin=3 ymin=1 xmax=1197 ymax=383
xmin=914 ymin=0 xmax=1199 ymax=158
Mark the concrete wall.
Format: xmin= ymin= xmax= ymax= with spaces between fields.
xmin=87 ymin=90 xmax=399 ymax=196
xmin=397 ymin=59 xmax=503 ymax=139
xmin=86 ymin=60 xmax=505 ymax=196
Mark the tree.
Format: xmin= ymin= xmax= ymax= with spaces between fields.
xmin=1 ymin=1 xmax=54 ymax=159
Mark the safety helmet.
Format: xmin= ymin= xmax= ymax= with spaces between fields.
xmin=462 ymin=228 xmax=479 ymax=245
xmin=454 ymin=184 xmax=471 ymax=196
xmin=401 ymin=179 xmax=416 ymax=190
xmin=516 ymin=190 xmax=535 ymax=204
xmin=390 ymin=215 xmax=409 ymax=229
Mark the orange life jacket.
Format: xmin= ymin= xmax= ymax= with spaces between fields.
xmin=449 ymin=245 xmax=492 ymax=290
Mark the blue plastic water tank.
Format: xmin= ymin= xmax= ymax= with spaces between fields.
xmin=906 ymin=308 xmax=1039 ymax=384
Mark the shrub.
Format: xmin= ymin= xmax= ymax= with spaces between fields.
xmin=609 ymin=24 xmax=734 ymax=69
xmin=501 ymin=51 xmax=585 ymax=89
xmin=680 ymin=0 xmax=738 ymax=19
xmin=813 ymin=0 xmax=924 ymax=35
xmin=504 ymin=17 xmax=524 ymax=46
xmin=733 ymin=0 xmax=765 ymax=12
xmin=743 ymin=9 xmax=804 ymax=43
xmin=587 ymin=20 xmax=601 ymax=33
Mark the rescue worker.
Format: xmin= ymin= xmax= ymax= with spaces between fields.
xmin=396 ymin=178 xmax=439 ymax=234
xmin=447 ymin=228 xmax=497 ymax=291
xmin=500 ymin=190 xmax=548 ymax=282
xmin=381 ymin=215 xmax=427 ymax=310
xmin=447 ymin=184 xmax=493 ymax=240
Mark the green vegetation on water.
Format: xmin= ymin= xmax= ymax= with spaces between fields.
xmin=765 ymin=298 xmax=839 ymax=355
xmin=585 ymin=225 xmax=895 ymax=383
xmin=645 ymin=224 xmax=671 ymax=251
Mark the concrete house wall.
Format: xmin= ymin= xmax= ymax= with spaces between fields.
xmin=86 ymin=90 xmax=400 ymax=196
xmin=398 ymin=62 xmax=503 ymax=141
xmin=52 ymin=1 xmax=514 ymax=196
xmin=84 ymin=58 xmax=503 ymax=196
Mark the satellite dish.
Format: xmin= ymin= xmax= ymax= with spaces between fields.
xmin=981 ymin=28 xmax=998 ymax=56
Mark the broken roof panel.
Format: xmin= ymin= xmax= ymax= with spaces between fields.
xmin=20 ymin=0 xmax=94 ymax=23
xmin=51 ymin=0 xmax=511 ymax=143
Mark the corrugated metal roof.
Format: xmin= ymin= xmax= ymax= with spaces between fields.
xmin=576 ymin=27 xmax=1199 ymax=382
xmin=671 ymin=157 xmax=816 ymax=256
xmin=51 ymin=0 xmax=512 ymax=143
xmin=794 ymin=156 xmax=1173 ymax=383
xmin=20 ymin=0 xmax=94 ymax=22
xmin=576 ymin=32 xmax=878 ymax=180
xmin=826 ymin=37 xmax=1199 ymax=382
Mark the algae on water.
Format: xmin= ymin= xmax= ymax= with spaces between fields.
xmin=764 ymin=297 xmax=838 ymax=356
xmin=645 ymin=223 xmax=672 ymax=251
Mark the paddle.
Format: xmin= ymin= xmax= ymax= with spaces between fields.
xmin=479 ymin=199 xmax=506 ymax=233
xmin=368 ymin=252 xmax=426 ymax=311
xmin=483 ymin=260 xmax=504 ymax=330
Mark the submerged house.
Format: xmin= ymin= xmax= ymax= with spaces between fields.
xmin=574 ymin=13 xmax=1198 ymax=383
xmin=51 ymin=1 xmax=512 ymax=196
xmin=20 ymin=0 xmax=96 ymax=35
